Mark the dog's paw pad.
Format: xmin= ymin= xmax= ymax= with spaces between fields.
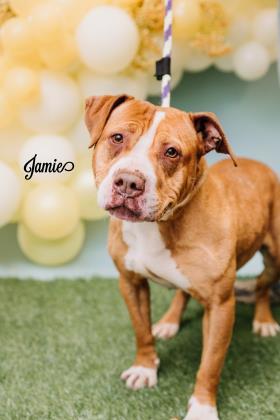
xmin=152 ymin=322 xmax=179 ymax=340
xmin=253 ymin=320 xmax=280 ymax=337
xmin=120 ymin=365 xmax=157 ymax=390
xmin=183 ymin=397 xmax=219 ymax=420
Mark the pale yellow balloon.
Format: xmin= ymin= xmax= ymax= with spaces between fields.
xmin=39 ymin=33 xmax=79 ymax=71
xmin=173 ymin=0 xmax=201 ymax=41
xmin=1 ymin=17 xmax=34 ymax=56
xmin=17 ymin=221 xmax=85 ymax=266
xmin=71 ymin=168 xmax=107 ymax=220
xmin=22 ymin=183 xmax=80 ymax=240
xmin=0 ymin=93 xmax=15 ymax=128
xmin=56 ymin=0 xmax=96 ymax=30
xmin=29 ymin=2 xmax=63 ymax=45
xmin=3 ymin=67 xmax=39 ymax=105
xmin=10 ymin=0 xmax=47 ymax=16
xmin=8 ymin=163 xmax=33 ymax=223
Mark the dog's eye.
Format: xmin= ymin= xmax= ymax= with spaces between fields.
xmin=165 ymin=147 xmax=179 ymax=158
xmin=111 ymin=133 xmax=124 ymax=144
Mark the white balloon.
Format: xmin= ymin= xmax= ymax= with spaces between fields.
xmin=233 ymin=42 xmax=270 ymax=81
xmin=76 ymin=6 xmax=139 ymax=74
xmin=20 ymin=71 xmax=82 ymax=133
xmin=214 ymin=54 xmax=234 ymax=72
xmin=184 ymin=48 xmax=213 ymax=72
xmin=78 ymin=69 xmax=148 ymax=100
xmin=19 ymin=134 xmax=76 ymax=183
xmin=252 ymin=9 xmax=277 ymax=48
xmin=0 ymin=161 xmax=22 ymax=227
xmin=0 ymin=123 xmax=32 ymax=163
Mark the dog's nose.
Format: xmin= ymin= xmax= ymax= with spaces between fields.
xmin=113 ymin=172 xmax=145 ymax=198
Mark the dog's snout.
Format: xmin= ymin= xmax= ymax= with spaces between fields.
xmin=113 ymin=172 xmax=145 ymax=198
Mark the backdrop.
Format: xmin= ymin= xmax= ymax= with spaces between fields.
xmin=0 ymin=65 xmax=279 ymax=280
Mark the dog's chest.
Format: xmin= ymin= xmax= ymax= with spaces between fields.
xmin=122 ymin=222 xmax=189 ymax=290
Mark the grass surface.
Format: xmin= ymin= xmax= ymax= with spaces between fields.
xmin=0 ymin=279 xmax=279 ymax=420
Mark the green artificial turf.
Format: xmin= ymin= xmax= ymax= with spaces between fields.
xmin=0 ymin=279 xmax=279 ymax=420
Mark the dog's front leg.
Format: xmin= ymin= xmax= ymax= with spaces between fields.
xmin=119 ymin=273 xmax=159 ymax=390
xmin=185 ymin=290 xmax=235 ymax=420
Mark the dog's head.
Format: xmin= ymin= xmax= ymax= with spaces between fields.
xmin=85 ymin=95 xmax=236 ymax=222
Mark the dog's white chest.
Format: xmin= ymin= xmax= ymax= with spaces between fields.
xmin=122 ymin=222 xmax=190 ymax=290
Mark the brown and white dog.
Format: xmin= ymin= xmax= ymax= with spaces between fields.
xmin=85 ymin=94 xmax=280 ymax=420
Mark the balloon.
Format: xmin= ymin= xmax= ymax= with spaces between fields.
xmin=233 ymin=42 xmax=270 ymax=81
xmin=76 ymin=6 xmax=139 ymax=74
xmin=7 ymin=162 xmax=33 ymax=223
xmin=252 ymin=9 xmax=277 ymax=48
xmin=67 ymin=117 xmax=90 ymax=155
xmin=19 ymin=134 xmax=76 ymax=183
xmin=1 ymin=17 xmax=34 ymax=58
xmin=3 ymin=67 xmax=39 ymax=105
xmin=71 ymin=168 xmax=106 ymax=220
xmin=0 ymin=161 xmax=22 ymax=227
xmin=18 ymin=221 xmax=85 ymax=266
xmin=20 ymin=71 xmax=82 ymax=133
xmin=29 ymin=2 xmax=63 ymax=45
xmin=56 ymin=0 xmax=93 ymax=30
xmin=39 ymin=33 xmax=78 ymax=71
xmin=184 ymin=48 xmax=213 ymax=72
xmin=22 ymin=183 xmax=80 ymax=240
xmin=78 ymin=69 xmax=148 ymax=99
xmin=173 ymin=0 xmax=201 ymax=41
xmin=215 ymin=54 xmax=234 ymax=72
xmin=0 ymin=123 xmax=31 ymax=163
xmin=0 ymin=93 xmax=15 ymax=128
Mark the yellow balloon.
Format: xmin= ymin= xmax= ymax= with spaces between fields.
xmin=56 ymin=0 xmax=94 ymax=30
xmin=17 ymin=221 xmax=85 ymax=266
xmin=0 ymin=93 xmax=15 ymax=128
xmin=29 ymin=2 xmax=63 ymax=45
xmin=173 ymin=0 xmax=201 ymax=41
xmin=1 ymin=17 xmax=34 ymax=56
xmin=22 ymin=183 xmax=80 ymax=240
xmin=3 ymin=67 xmax=39 ymax=105
xmin=71 ymin=168 xmax=107 ymax=221
xmin=39 ymin=33 xmax=78 ymax=71
xmin=9 ymin=163 xmax=33 ymax=223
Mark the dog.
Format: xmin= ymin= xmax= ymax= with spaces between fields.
xmin=85 ymin=94 xmax=280 ymax=420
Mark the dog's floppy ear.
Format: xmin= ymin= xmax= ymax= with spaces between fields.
xmin=85 ymin=94 xmax=134 ymax=148
xmin=191 ymin=112 xmax=237 ymax=167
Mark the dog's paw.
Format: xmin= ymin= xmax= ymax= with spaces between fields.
xmin=183 ymin=397 xmax=219 ymax=420
xmin=253 ymin=320 xmax=280 ymax=337
xmin=152 ymin=322 xmax=179 ymax=340
xmin=120 ymin=365 xmax=158 ymax=390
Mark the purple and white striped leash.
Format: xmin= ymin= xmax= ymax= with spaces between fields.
xmin=277 ymin=0 xmax=280 ymax=84
xmin=161 ymin=0 xmax=173 ymax=107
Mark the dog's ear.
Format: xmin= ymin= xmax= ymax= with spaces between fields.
xmin=85 ymin=94 xmax=134 ymax=148
xmin=191 ymin=112 xmax=237 ymax=166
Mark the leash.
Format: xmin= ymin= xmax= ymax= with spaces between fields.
xmin=278 ymin=0 xmax=280 ymax=84
xmin=155 ymin=0 xmax=173 ymax=107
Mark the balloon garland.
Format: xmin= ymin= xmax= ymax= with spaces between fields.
xmin=0 ymin=0 xmax=278 ymax=266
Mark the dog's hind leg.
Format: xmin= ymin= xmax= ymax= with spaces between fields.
xmin=152 ymin=290 xmax=190 ymax=340
xmin=253 ymin=182 xmax=280 ymax=337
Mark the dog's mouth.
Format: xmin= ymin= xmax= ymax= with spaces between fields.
xmin=107 ymin=205 xmax=142 ymax=222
